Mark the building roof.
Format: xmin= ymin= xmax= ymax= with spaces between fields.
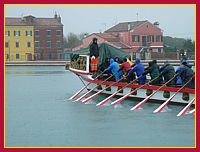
xmin=105 ymin=20 xmax=153 ymax=32
xmin=93 ymin=33 xmax=131 ymax=49
xmin=6 ymin=16 xmax=63 ymax=26
xmin=94 ymin=33 xmax=119 ymax=42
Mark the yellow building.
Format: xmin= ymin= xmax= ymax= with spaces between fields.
xmin=5 ymin=20 xmax=34 ymax=61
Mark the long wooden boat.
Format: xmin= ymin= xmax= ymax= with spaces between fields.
xmin=68 ymin=55 xmax=195 ymax=112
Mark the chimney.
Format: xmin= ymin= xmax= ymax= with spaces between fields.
xmin=128 ymin=22 xmax=131 ymax=31
xmin=154 ymin=22 xmax=159 ymax=27
xmin=54 ymin=11 xmax=58 ymax=19
xmin=58 ymin=14 xmax=61 ymax=22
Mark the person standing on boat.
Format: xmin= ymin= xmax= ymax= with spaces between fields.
xmin=128 ymin=59 xmax=146 ymax=84
xmin=142 ymin=61 xmax=160 ymax=85
xmin=104 ymin=58 xmax=123 ymax=81
xmin=159 ymin=60 xmax=176 ymax=86
xmin=89 ymin=37 xmax=99 ymax=74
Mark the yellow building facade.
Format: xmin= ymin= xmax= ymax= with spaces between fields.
xmin=5 ymin=26 xmax=34 ymax=61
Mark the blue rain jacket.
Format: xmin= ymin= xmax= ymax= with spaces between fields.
xmin=128 ymin=59 xmax=146 ymax=84
xmin=105 ymin=58 xmax=123 ymax=81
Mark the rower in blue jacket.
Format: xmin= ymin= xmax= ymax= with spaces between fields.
xmin=104 ymin=58 xmax=123 ymax=81
xmin=128 ymin=59 xmax=146 ymax=84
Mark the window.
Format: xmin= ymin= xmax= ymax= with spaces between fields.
xmin=156 ymin=35 xmax=163 ymax=42
xmin=16 ymin=42 xmax=19 ymax=48
xmin=48 ymin=54 xmax=52 ymax=60
xmin=35 ymin=30 xmax=39 ymax=36
xmin=5 ymin=42 xmax=9 ymax=48
xmin=14 ymin=30 xmax=20 ymax=36
xmin=56 ymin=30 xmax=61 ymax=36
xmin=47 ymin=41 xmax=51 ymax=48
xmin=147 ymin=35 xmax=154 ymax=42
xmin=6 ymin=53 xmax=9 ymax=60
xmin=46 ymin=30 xmax=51 ymax=36
xmin=35 ymin=41 xmax=39 ymax=48
xmin=132 ymin=35 xmax=140 ymax=42
xmin=5 ymin=31 xmax=10 ymax=36
xmin=26 ymin=31 xmax=32 ymax=36
xmin=27 ymin=42 xmax=31 ymax=48
xmin=16 ymin=53 xmax=20 ymax=59
xmin=57 ymin=41 xmax=61 ymax=48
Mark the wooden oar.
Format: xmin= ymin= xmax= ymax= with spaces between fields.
xmin=75 ymin=72 xmax=117 ymax=102
xmin=130 ymin=74 xmax=178 ymax=110
xmin=69 ymin=71 xmax=104 ymax=100
xmin=153 ymin=78 xmax=193 ymax=113
xmin=82 ymin=75 xmax=127 ymax=103
xmin=96 ymin=75 xmax=142 ymax=106
xmin=111 ymin=75 xmax=160 ymax=106
xmin=177 ymin=98 xmax=195 ymax=116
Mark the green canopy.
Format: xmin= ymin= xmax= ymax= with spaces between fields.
xmin=70 ymin=43 xmax=130 ymax=65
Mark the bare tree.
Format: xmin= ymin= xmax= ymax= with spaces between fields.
xmin=64 ymin=32 xmax=82 ymax=50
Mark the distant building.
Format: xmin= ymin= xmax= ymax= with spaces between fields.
xmin=73 ymin=20 xmax=163 ymax=60
xmin=5 ymin=13 xmax=64 ymax=61
xmin=72 ymin=33 xmax=131 ymax=51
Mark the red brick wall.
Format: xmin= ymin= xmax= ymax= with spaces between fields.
xmin=34 ymin=26 xmax=63 ymax=60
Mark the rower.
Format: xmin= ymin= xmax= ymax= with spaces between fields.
xmin=128 ymin=59 xmax=146 ymax=84
xmin=159 ymin=60 xmax=176 ymax=86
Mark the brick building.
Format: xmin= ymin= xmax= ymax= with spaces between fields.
xmin=5 ymin=13 xmax=64 ymax=61
xmin=73 ymin=20 xmax=163 ymax=60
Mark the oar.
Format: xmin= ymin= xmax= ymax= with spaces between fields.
xmin=69 ymin=71 xmax=104 ymax=100
xmin=96 ymin=75 xmax=142 ymax=106
xmin=130 ymin=73 xmax=178 ymax=110
xmin=82 ymin=75 xmax=127 ymax=103
xmin=75 ymin=72 xmax=117 ymax=102
xmin=153 ymin=78 xmax=193 ymax=113
xmin=111 ymin=75 xmax=160 ymax=106
xmin=189 ymin=109 xmax=195 ymax=114
xmin=177 ymin=98 xmax=195 ymax=117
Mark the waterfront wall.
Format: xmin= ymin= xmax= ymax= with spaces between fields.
xmin=5 ymin=60 xmax=195 ymax=66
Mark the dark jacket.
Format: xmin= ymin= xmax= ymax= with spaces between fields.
xmin=178 ymin=65 xmax=194 ymax=88
xmin=89 ymin=42 xmax=99 ymax=57
xmin=143 ymin=61 xmax=160 ymax=85
xmin=159 ymin=62 xmax=176 ymax=85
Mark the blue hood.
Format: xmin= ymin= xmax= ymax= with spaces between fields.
xmin=110 ymin=58 xmax=114 ymax=64
xmin=135 ymin=59 xmax=140 ymax=64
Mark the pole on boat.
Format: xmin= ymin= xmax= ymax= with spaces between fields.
xmin=111 ymin=75 xmax=160 ymax=106
xmin=75 ymin=71 xmax=118 ymax=102
xmin=96 ymin=75 xmax=143 ymax=106
xmin=69 ymin=71 xmax=104 ymax=100
xmin=130 ymin=73 xmax=178 ymax=110
xmin=82 ymin=74 xmax=128 ymax=103
xmin=177 ymin=98 xmax=195 ymax=117
xmin=153 ymin=78 xmax=193 ymax=113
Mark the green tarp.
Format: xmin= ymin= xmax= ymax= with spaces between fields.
xmin=70 ymin=43 xmax=130 ymax=66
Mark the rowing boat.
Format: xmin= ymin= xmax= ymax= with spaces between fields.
xmin=68 ymin=55 xmax=195 ymax=108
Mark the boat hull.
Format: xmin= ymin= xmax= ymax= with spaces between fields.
xmin=69 ymin=68 xmax=195 ymax=106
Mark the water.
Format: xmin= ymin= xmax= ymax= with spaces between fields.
xmin=5 ymin=66 xmax=195 ymax=147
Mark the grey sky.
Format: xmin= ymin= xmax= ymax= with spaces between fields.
xmin=5 ymin=4 xmax=195 ymax=39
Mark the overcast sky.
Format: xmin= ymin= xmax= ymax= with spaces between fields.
xmin=5 ymin=4 xmax=195 ymax=40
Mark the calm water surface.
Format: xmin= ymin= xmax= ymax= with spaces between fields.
xmin=5 ymin=66 xmax=195 ymax=147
